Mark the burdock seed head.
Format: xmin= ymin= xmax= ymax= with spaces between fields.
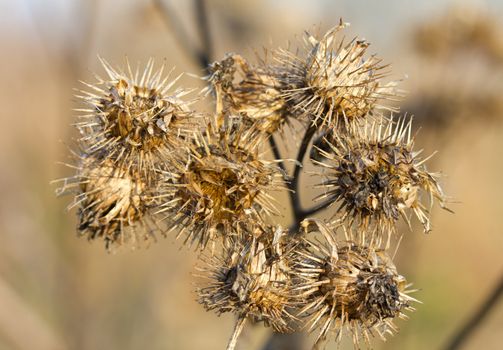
xmin=196 ymin=225 xmax=296 ymax=333
xmin=292 ymin=219 xmax=416 ymax=348
xmin=206 ymin=54 xmax=291 ymax=135
xmin=154 ymin=113 xmax=285 ymax=248
xmin=58 ymin=154 xmax=155 ymax=250
xmin=272 ymin=21 xmax=398 ymax=129
xmin=75 ymin=58 xmax=199 ymax=178
xmin=315 ymin=116 xmax=447 ymax=238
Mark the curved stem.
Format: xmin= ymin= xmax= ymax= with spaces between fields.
xmin=289 ymin=124 xmax=317 ymax=226
xmin=444 ymin=272 xmax=503 ymax=350
xmin=300 ymin=198 xmax=333 ymax=218
xmin=227 ymin=315 xmax=247 ymax=350
xmin=268 ymin=136 xmax=286 ymax=172
xmin=153 ymin=0 xmax=213 ymax=70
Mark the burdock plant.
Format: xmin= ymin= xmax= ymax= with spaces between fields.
xmin=56 ymin=21 xmax=449 ymax=349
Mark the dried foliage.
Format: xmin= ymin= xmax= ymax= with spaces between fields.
xmin=197 ymin=225 xmax=295 ymax=333
xmin=291 ymin=219 xmax=416 ymax=347
xmin=56 ymin=22 xmax=450 ymax=349
xmin=270 ymin=21 xmax=398 ymax=129
xmin=315 ymin=117 xmax=446 ymax=241
xmin=154 ymin=114 xmax=284 ymax=248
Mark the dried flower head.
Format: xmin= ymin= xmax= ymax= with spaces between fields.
xmin=155 ymin=114 xmax=284 ymax=248
xmin=76 ymin=58 xmax=198 ymax=178
xmin=57 ymin=154 xmax=156 ymax=250
xmin=206 ymin=54 xmax=291 ymax=134
xmin=197 ymin=225 xmax=295 ymax=333
xmin=292 ymin=220 xmax=415 ymax=348
xmin=413 ymin=5 xmax=503 ymax=63
xmin=273 ymin=21 xmax=398 ymax=128
xmin=315 ymin=117 xmax=446 ymax=238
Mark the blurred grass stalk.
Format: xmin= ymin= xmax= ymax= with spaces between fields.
xmin=0 ymin=278 xmax=66 ymax=350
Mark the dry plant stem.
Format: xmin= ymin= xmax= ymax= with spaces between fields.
xmin=288 ymin=123 xmax=318 ymax=231
xmin=153 ymin=0 xmax=212 ymax=70
xmin=445 ymin=272 xmax=503 ymax=350
xmin=227 ymin=315 xmax=248 ymax=350
xmin=268 ymin=136 xmax=287 ymax=175
xmin=267 ymin=128 xmax=332 ymax=231
xmin=300 ymin=198 xmax=333 ymax=218
xmin=194 ymin=0 xmax=212 ymax=70
xmin=261 ymin=333 xmax=305 ymax=350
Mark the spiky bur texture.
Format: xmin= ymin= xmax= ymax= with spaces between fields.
xmin=314 ymin=117 xmax=446 ymax=243
xmin=271 ymin=21 xmax=398 ymax=129
xmin=291 ymin=220 xmax=416 ymax=348
xmin=197 ymin=225 xmax=296 ymax=333
xmin=75 ymin=58 xmax=199 ymax=180
xmin=56 ymin=154 xmax=158 ymax=249
xmin=206 ymin=54 xmax=292 ymax=135
xmin=154 ymin=114 xmax=285 ymax=248
xmin=55 ymin=22 xmax=451 ymax=350
xmin=58 ymin=59 xmax=199 ymax=249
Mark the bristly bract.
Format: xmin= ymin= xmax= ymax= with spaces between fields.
xmin=314 ymin=116 xmax=447 ymax=243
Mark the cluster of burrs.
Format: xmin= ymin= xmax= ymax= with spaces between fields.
xmin=56 ymin=21 xmax=448 ymax=349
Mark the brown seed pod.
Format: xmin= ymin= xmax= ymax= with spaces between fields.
xmin=57 ymin=154 xmax=158 ymax=250
xmin=291 ymin=219 xmax=416 ymax=348
xmin=272 ymin=21 xmax=399 ymax=129
xmin=196 ymin=225 xmax=296 ymax=340
xmin=155 ymin=114 xmax=285 ymax=248
xmin=75 ymin=58 xmax=199 ymax=180
xmin=206 ymin=54 xmax=292 ymax=135
xmin=314 ymin=117 xmax=447 ymax=240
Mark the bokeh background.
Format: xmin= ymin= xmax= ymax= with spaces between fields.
xmin=1 ymin=0 xmax=503 ymax=349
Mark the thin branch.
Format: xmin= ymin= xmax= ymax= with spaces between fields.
xmin=0 ymin=278 xmax=66 ymax=350
xmin=289 ymin=123 xmax=317 ymax=227
xmin=444 ymin=272 xmax=503 ymax=350
xmin=153 ymin=0 xmax=212 ymax=70
xmin=194 ymin=0 xmax=213 ymax=70
xmin=300 ymin=198 xmax=333 ymax=218
xmin=261 ymin=332 xmax=305 ymax=350
xmin=226 ymin=315 xmax=247 ymax=350
xmin=268 ymin=135 xmax=287 ymax=175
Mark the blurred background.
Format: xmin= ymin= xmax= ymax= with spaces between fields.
xmin=1 ymin=0 xmax=503 ymax=349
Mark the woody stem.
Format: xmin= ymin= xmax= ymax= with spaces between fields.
xmin=226 ymin=315 xmax=247 ymax=350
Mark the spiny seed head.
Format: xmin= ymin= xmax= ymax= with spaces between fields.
xmin=58 ymin=155 xmax=156 ymax=250
xmin=292 ymin=220 xmax=415 ymax=347
xmin=315 ymin=117 xmax=447 ymax=237
xmin=155 ymin=114 xmax=285 ymax=248
xmin=206 ymin=54 xmax=291 ymax=134
xmin=273 ymin=21 xmax=398 ymax=128
xmin=196 ymin=226 xmax=295 ymax=332
xmin=76 ymin=58 xmax=199 ymax=178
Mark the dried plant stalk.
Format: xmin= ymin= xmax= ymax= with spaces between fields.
xmin=56 ymin=19 xmax=451 ymax=350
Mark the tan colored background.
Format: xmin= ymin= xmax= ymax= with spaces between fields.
xmin=1 ymin=0 xmax=502 ymax=349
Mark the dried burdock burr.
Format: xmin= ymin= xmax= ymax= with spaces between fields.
xmin=55 ymin=18 xmax=452 ymax=349
xmin=196 ymin=225 xmax=296 ymax=350
xmin=271 ymin=21 xmax=399 ymax=129
xmin=57 ymin=154 xmax=156 ymax=250
xmin=314 ymin=116 xmax=447 ymax=241
xmin=291 ymin=219 xmax=416 ymax=348
xmin=75 ymin=58 xmax=199 ymax=180
xmin=206 ymin=53 xmax=292 ymax=135
xmin=154 ymin=113 xmax=285 ymax=248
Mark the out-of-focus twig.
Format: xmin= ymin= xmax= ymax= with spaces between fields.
xmin=268 ymin=136 xmax=287 ymax=175
xmin=261 ymin=332 xmax=305 ymax=350
xmin=0 ymin=278 xmax=66 ymax=350
xmin=153 ymin=0 xmax=213 ymax=71
xmin=288 ymin=124 xmax=318 ymax=232
xmin=194 ymin=0 xmax=213 ymax=69
xmin=444 ymin=272 xmax=503 ymax=350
